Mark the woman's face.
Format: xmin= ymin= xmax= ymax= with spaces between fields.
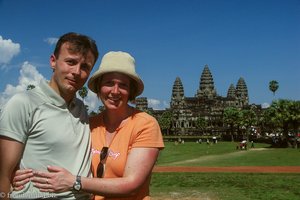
xmin=98 ymin=72 xmax=131 ymax=111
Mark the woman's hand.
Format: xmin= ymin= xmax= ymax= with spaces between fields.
xmin=12 ymin=169 xmax=34 ymax=191
xmin=32 ymin=166 xmax=76 ymax=193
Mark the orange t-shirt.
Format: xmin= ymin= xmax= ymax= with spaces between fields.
xmin=89 ymin=109 xmax=164 ymax=200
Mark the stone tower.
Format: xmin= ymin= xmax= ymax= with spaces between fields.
xmin=150 ymin=64 xmax=253 ymax=136
xmin=226 ymin=83 xmax=237 ymax=107
xmin=135 ymin=97 xmax=148 ymax=111
xmin=227 ymin=84 xmax=236 ymax=98
xmin=170 ymin=77 xmax=185 ymax=109
xmin=170 ymin=77 xmax=188 ymax=135
xmin=196 ymin=65 xmax=217 ymax=99
xmin=236 ymin=77 xmax=249 ymax=107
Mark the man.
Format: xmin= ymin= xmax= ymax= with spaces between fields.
xmin=0 ymin=32 xmax=99 ymax=199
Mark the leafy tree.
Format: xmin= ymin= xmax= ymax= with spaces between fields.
xmin=98 ymin=105 xmax=105 ymax=113
xmin=78 ymin=86 xmax=88 ymax=103
xmin=289 ymin=101 xmax=300 ymax=133
xmin=26 ymin=84 xmax=35 ymax=90
xmin=289 ymin=100 xmax=300 ymax=148
xmin=240 ymin=108 xmax=257 ymax=141
xmin=259 ymin=108 xmax=275 ymax=135
xmin=264 ymin=99 xmax=300 ymax=147
xmin=269 ymin=80 xmax=279 ymax=96
xmin=196 ymin=116 xmax=208 ymax=134
xmin=223 ymin=107 xmax=242 ymax=141
xmin=89 ymin=110 xmax=98 ymax=116
xmin=272 ymin=100 xmax=292 ymax=138
xmin=158 ymin=110 xmax=172 ymax=135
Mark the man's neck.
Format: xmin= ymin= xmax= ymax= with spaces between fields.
xmin=48 ymin=80 xmax=75 ymax=105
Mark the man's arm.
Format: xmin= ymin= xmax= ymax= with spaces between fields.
xmin=0 ymin=136 xmax=24 ymax=200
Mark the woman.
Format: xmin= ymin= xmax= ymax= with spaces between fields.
xmin=13 ymin=51 xmax=164 ymax=200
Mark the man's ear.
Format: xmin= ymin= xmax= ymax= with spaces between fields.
xmin=50 ymin=54 xmax=56 ymax=70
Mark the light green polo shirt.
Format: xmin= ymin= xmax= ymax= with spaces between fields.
xmin=0 ymin=80 xmax=92 ymax=199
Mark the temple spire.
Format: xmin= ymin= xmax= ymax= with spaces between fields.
xmin=227 ymin=84 xmax=236 ymax=98
xmin=236 ymin=77 xmax=249 ymax=106
xmin=170 ymin=77 xmax=184 ymax=109
xmin=196 ymin=64 xmax=217 ymax=98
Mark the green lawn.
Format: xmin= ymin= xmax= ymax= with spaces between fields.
xmin=156 ymin=141 xmax=300 ymax=166
xmin=150 ymin=173 xmax=300 ymax=200
xmin=150 ymin=142 xmax=300 ymax=200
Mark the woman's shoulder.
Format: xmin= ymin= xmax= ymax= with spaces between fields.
xmin=133 ymin=109 xmax=157 ymax=123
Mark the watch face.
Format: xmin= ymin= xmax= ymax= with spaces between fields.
xmin=74 ymin=182 xmax=81 ymax=191
xmin=73 ymin=176 xmax=81 ymax=191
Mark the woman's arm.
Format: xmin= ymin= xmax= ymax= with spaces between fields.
xmin=82 ymin=147 xmax=159 ymax=197
xmin=33 ymin=147 xmax=159 ymax=197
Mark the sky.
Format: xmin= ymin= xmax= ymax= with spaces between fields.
xmin=0 ymin=0 xmax=299 ymax=112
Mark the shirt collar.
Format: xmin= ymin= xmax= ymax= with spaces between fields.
xmin=39 ymin=80 xmax=76 ymax=108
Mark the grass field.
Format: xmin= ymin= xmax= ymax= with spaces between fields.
xmin=150 ymin=141 xmax=300 ymax=200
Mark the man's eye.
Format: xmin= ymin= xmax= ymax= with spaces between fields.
xmin=66 ymin=60 xmax=76 ymax=65
xmin=81 ymin=64 xmax=91 ymax=71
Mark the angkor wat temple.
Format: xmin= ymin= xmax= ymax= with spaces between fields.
xmin=136 ymin=65 xmax=258 ymax=136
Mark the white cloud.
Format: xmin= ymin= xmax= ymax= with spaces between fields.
xmin=19 ymin=62 xmax=45 ymax=87
xmin=163 ymin=100 xmax=170 ymax=109
xmin=148 ymin=98 xmax=161 ymax=110
xmin=0 ymin=62 xmax=45 ymax=107
xmin=0 ymin=61 xmax=101 ymax=113
xmin=146 ymin=99 xmax=169 ymax=110
xmin=261 ymin=102 xmax=270 ymax=109
xmin=0 ymin=35 xmax=20 ymax=66
xmin=44 ymin=37 xmax=58 ymax=46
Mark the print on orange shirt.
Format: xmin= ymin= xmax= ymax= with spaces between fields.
xmin=92 ymin=148 xmax=120 ymax=160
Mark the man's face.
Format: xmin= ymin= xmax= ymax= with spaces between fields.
xmin=50 ymin=43 xmax=95 ymax=98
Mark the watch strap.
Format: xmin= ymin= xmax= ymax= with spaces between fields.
xmin=73 ymin=175 xmax=82 ymax=191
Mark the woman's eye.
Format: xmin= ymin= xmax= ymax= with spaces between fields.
xmin=103 ymin=81 xmax=114 ymax=86
xmin=119 ymin=83 xmax=129 ymax=89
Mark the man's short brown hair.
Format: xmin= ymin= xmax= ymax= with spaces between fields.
xmin=53 ymin=32 xmax=99 ymax=64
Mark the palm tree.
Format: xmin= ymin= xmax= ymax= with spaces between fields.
xmin=264 ymin=99 xmax=300 ymax=148
xmin=269 ymin=80 xmax=279 ymax=96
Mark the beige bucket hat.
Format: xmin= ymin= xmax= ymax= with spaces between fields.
xmin=88 ymin=51 xmax=144 ymax=97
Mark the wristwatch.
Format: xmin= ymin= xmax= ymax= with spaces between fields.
xmin=73 ymin=175 xmax=82 ymax=191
